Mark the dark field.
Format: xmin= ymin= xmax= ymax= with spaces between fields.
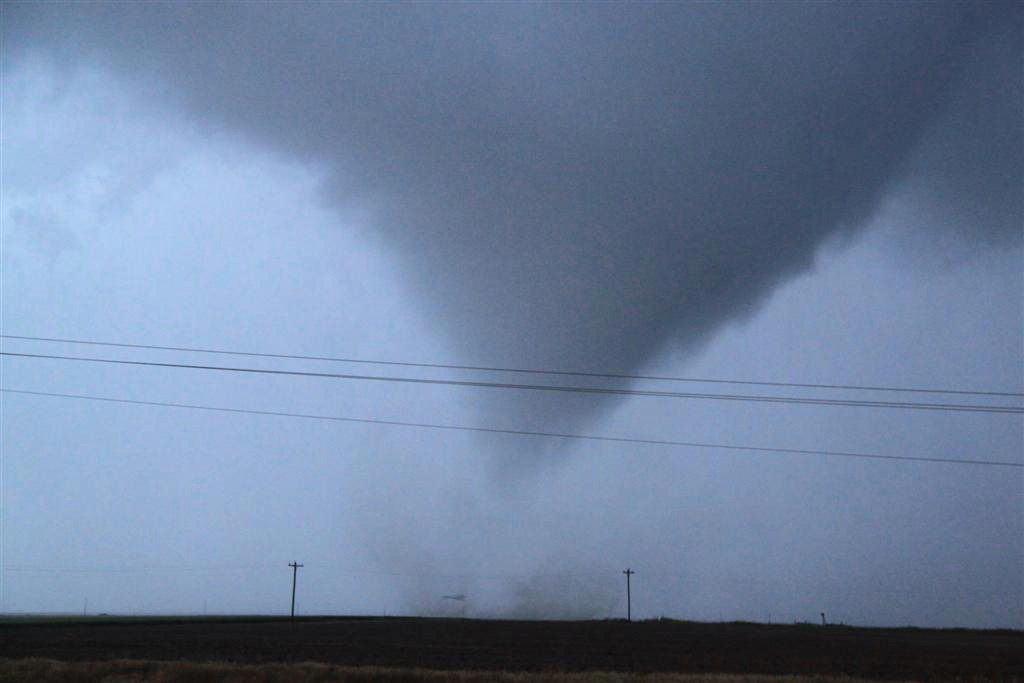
xmin=0 ymin=616 xmax=1020 ymax=681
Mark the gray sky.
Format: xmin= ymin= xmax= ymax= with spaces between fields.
xmin=1 ymin=1 xmax=1021 ymax=627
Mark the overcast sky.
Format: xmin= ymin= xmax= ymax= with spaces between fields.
xmin=1 ymin=1 xmax=1021 ymax=628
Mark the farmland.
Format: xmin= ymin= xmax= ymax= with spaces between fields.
xmin=0 ymin=616 xmax=1020 ymax=681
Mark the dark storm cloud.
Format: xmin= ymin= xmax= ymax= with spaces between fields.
xmin=6 ymin=1 xmax=1020 ymax=434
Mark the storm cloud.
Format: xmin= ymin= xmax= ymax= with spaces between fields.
xmin=2 ymin=2 xmax=1022 ymax=626
xmin=7 ymin=2 xmax=1020 ymax=439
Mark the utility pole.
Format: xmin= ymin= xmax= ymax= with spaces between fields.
xmin=623 ymin=568 xmax=635 ymax=622
xmin=289 ymin=562 xmax=304 ymax=621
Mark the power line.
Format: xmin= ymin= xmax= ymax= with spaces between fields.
xmin=0 ymin=563 xmax=616 ymax=582
xmin=3 ymin=352 xmax=1021 ymax=414
xmin=3 ymin=388 xmax=1020 ymax=468
xmin=3 ymin=562 xmax=1013 ymax=597
xmin=3 ymin=334 xmax=1021 ymax=398
xmin=2 ymin=565 xmax=272 ymax=574
xmin=288 ymin=561 xmax=303 ymax=621
xmin=623 ymin=568 xmax=635 ymax=622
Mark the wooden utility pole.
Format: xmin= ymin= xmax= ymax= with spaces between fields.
xmin=623 ymin=568 xmax=635 ymax=622
xmin=289 ymin=562 xmax=304 ymax=621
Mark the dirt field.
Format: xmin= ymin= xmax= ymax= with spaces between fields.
xmin=0 ymin=659 xmax=921 ymax=683
xmin=0 ymin=617 xmax=1019 ymax=681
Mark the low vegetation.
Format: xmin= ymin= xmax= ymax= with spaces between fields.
xmin=0 ymin=659 xmax=901 ymax=683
